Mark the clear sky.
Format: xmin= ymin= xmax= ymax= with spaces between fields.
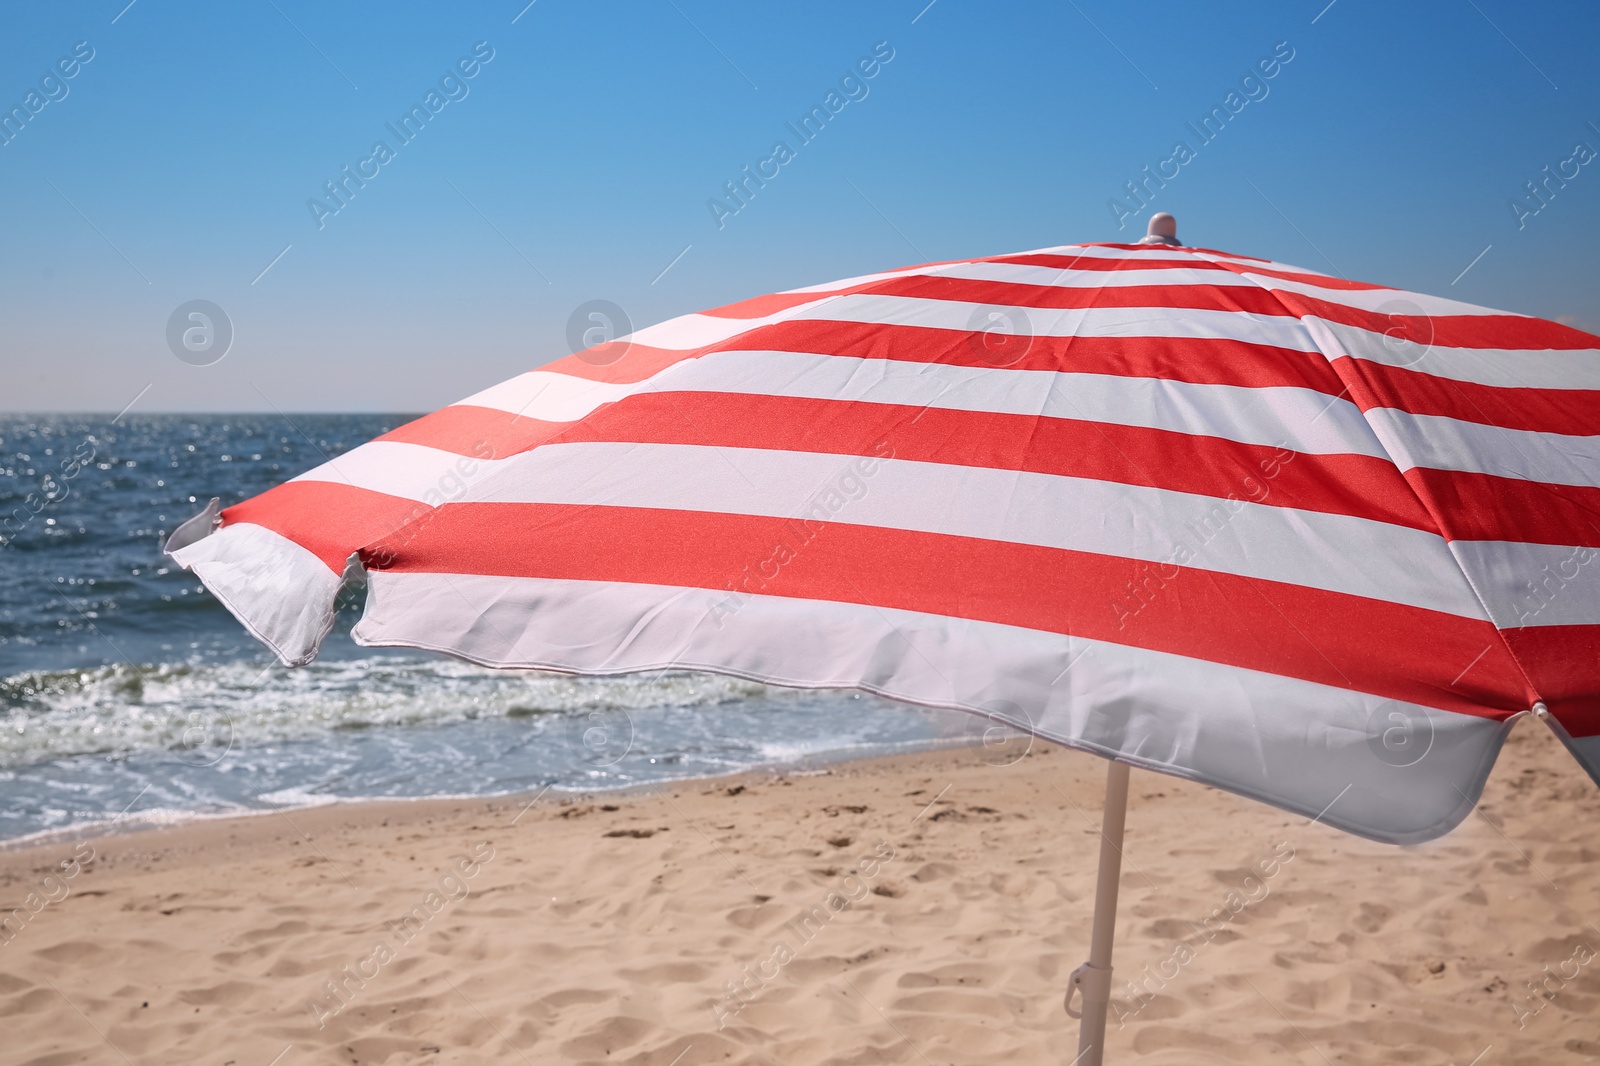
xmin=3 ymin=0 xmax=1597 ymax=414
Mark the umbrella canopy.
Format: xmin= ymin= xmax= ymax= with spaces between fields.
xmin=167 ymin=232 xmax=1600 ymax=849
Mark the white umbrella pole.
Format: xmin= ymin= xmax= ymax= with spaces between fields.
xmin=1066 ymin=758 xmax=1131 ymax=1065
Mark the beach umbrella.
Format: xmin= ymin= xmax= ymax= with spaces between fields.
xmin=166 ymin=213 xmax=1600 ymax=1064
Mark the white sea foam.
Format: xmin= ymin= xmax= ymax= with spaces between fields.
xmin=0 ymin=654 xmax=777 ymax=767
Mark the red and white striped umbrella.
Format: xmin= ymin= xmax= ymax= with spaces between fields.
xmin=168 ymin=228 xmax=1600 ymax=850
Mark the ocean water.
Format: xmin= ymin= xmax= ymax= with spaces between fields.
xmin=0 ymin=415 xmax=974 ymax=843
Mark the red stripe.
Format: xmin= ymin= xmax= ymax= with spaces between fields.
xmin=1332 ymin=356 xmax=1600 ymax=438
xmin=548 ymin=312 xmax=1591 ymax=442
xmin=530 ymin=344 xmax=695 ymax=385
xmin=571 ymin=393 xmax=1440 ymax=533
xmin=836 ymin=272 xmax=1593 ymax=354
xmin=1177 ymin=245 xmax=1277 ymax=263
xmin=864 ymin=274 xmax=1330 ymax=317
xmin=698 ymin=246 xmax=1335 ymax=319
xmin=701 ymin=281 xmax=884 ymax=319
xmin=362 ymin=502 xmax=1532 ymax=720
xmin=756 ymin=250 xmax=1598 ymax=357
xmin=221 ymin=481 xmax=424 ymax=574
xmin=221 ymin=481 xmax=1591 ymax=731
xmin=513 ymin=320 xmax=1354 ymax=391
xmin=1076 ymin=243 xmax=1279 ymax=265
xmin=1499 ymin=625 xmax=1600 ymax=736
xmin=708 ymin=320 xmax=1348 ymax=393
xmin=993 ymin=252 xmax=1379 ymax=291
xmin=1407 ymin=467 xmax=1600 ymax=549
xmin=546 ymin=300 xmax=1594 ymax=440
xmin=378 ymin=406 xmax=566 ymax=458
xmin=1281 ymin=291 xmax=1594 ymax=352
xmin=376 ymin=388 xmax=1600 ymax=547
xmin=698 ymin=254 xmax=977 ymax=317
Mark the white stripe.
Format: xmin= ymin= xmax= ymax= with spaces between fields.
xmin=456 ymin=352 xmax=1387 ymax=460
xmin=848 ymin=264 xmax=1517 ymax=355
xmin=1014 ymin=244 xmax=1326 ymax=275
xmin=289 ymin=439 xmax=1482 ymax=618
xmin=931 ymin=262 xmax=1266 ymax=289
xmin=1366 ymin=407 xmax=1600 ymax=487
xmin=351 ymin=572 xmax=1508 ymax=845
xmin=291 ymin=441 xmax=500 ymax=503
xmin=621 ymin=310 xmax=783 ymax=349
xmin=640 ymin=285 xmax=1598 ymax=397
xmin=928 ymin=261 xmax=1511 ymax=319
xmin=626 ymin=295 xmax=1333 ymax=353
xmin=1236 ymin=273 xmax=1504 ymax=318
xmin=809 ymin=294 xmax=1331 ymax=350
xmin=766 ymin=242 xmax=1228 ymax=298
xmin=459 ymin=442 xmax=1483 ymax=619
xmin=178 ymin=432 xmax=1548 ymax=651
xmin=459 ymin=369 xmax=626 ymax=422
xmin=1451 ymin=540 xmax=1600 ymax=628
xmin=659 ymin=293 xmax=1592 ymax=403
xmin=1307 ymin=316 xmax=1600 ymax=391
xmin=168 ymin=521 xmax=342 ymax=667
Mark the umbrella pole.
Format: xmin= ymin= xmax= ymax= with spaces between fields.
xmin=1067 ymin=758 xmax=1131 ymax=1066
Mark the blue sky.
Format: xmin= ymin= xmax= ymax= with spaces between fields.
xmin=3 ymin=0 xmax=1597 ymax=413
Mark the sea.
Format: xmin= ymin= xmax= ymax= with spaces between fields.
xmin=0 ymin=414 xmax=978 ymax=845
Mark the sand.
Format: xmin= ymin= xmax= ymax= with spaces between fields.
xmin=2 ymin=716 xmax=1598 ymax=1065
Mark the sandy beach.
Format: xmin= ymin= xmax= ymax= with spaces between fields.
xmin=3 ymin=718 xmax=1598 ymax=1065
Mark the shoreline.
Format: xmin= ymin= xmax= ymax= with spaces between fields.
xmin=4 ymin=721 xmax=1598 ymax=1064
xmin=0 ymin=732 xmax=973 ymax=855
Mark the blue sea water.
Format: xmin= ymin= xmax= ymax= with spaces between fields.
xmin=0 ymin=414 xmax=971 ymax=843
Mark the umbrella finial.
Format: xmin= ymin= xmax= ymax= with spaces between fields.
xmin=1138 ymin=212 xmax=1181 ymax=247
